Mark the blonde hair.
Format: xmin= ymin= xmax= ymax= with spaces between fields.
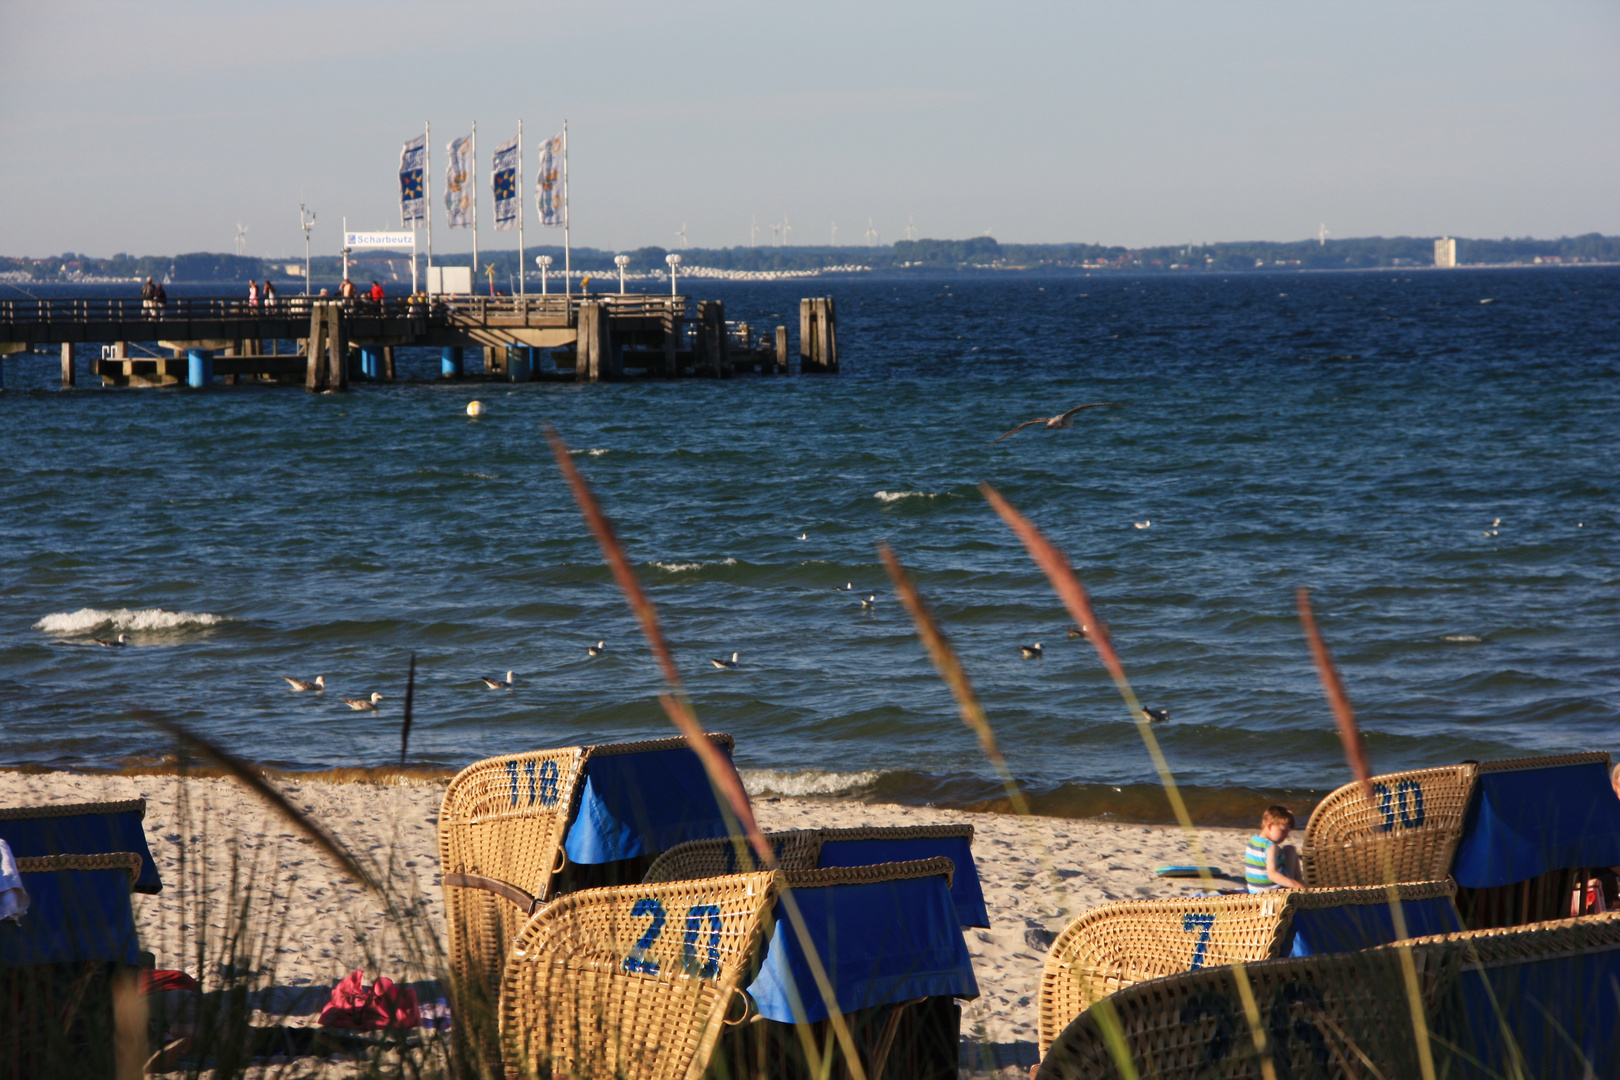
xmin=1261 ymin=805 xmax=1296 ymax=829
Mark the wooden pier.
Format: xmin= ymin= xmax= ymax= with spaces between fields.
xmin=0 ymin=293 xmax=838 ymax=389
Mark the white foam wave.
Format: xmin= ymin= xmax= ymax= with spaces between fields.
xmin=651 ymin=558 xmax=738 ymax=573
xmin=34 ymin=607 xmax=231 ymax=635
xmin=874 ymin=490 xmax=944 ymax=503
xmin=1441 ymin=634 xmax=1483 ymax=643
xmin=740 ymin=768 xmax=883 ymax=798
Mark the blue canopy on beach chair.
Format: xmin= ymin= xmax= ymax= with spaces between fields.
xmin=817 ymin=835 xmax=990 ymax=928
xmin=1432 ymin=940 xmax=1620 ymax=1077
xmin=0 ymin=801 xmax=162 ymax=895
xmin=0 ymin=861 xmax=141 ymax=969
xmin=744 ymin=866 xmax=978 ymax=1024
xmin=1450 ymin=761 xmax=1620 ymax=889
xmin=1286 ymin=894 xmax=1462 ymax=957
xmin=562 ymin=746 xmax=734 ymax=865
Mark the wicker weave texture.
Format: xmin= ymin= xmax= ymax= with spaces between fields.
xmin=643 ymin=823 xmax=975 ymax=885
xmin=500 ymin=870 xmax=777 ymax=1080
xmin=0 ymin=799 xmax=146 ymax=821
xmin=16 ymin=852 xmax=142 ymax=888
xmin=1474 ymin=749 xmax=1609 ymax=774
xmin=1037 ymin=947 xmax=1427 ymax=1080
xmin=1036 ymin=879 xmax=1457 ymax=1055
xmin=1301 ymin=763 xmax=1476 ymax=888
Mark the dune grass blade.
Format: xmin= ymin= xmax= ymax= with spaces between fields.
xmin=1295 ymin=589 xmax=1439 ymax=1080
xmin=978 ymin=483 xmax=1278 ymax=1080
xmin=133 ymin=708 xmax=380 ymax=895
xmin=400 ymin=651 xmax=416 ymax=766
xmin=1295 ymin=589 xmax=1371 ymax=801
xmin=549 ymin=426 xmax=866 ymax=1080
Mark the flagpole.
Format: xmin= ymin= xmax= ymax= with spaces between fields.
xmin=471 ymin=121 xmax=479 ymax=284
xmin=425 ymin=121 xmax=433 ymax=294
xmin=563 ymin=119 xmax=571 ymax=300
xmin=517 ymin=119 xmax=525 ymax=298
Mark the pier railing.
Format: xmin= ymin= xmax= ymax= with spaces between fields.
xmin=0 ymin=293 xmax=687 ymax=327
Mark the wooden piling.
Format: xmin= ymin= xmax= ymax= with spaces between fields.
xmin=775 ymin=326 xmax=789 ymax=374
xmin=799 ymin=297 xmax=838 ymax=374
xmin=305 ymin=304 xmax=327 ymax=391
xmin=324 ymin=303 xmax=346 ymax=391
xmin=60 ymin=343 xmax=74 ymax=388
xmin=696 ymin=300 xmax=728 ymax=378
xmin=383 ymin=346 xmax=396 ymax=380
xmin=577 ymin=301 xmax=615 ymax=382
xmin=663 ymin=300 xmax=680 ymax=377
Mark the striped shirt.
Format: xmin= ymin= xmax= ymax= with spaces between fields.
xmin=1245 ymin=834 xmax=1278 ymax=892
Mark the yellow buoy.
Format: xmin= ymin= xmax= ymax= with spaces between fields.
xmin=466 ymin=400 xmax=485 ymax=417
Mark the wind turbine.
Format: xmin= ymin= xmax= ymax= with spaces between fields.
xmin=676 ymin=222 xmax=689 ymax=249
xmin=905 ymin=214 xmax=917 ymax=241
xmin=864 ymin=218 xmax=879 ymax=246
xmin=234 ymin=224 xmax=250 ymax=256
xmin=1318 ymin=223 xmax=1330 ymax=246
xmin=830 ymin=220 xmax=838 ymax=246
xmin=751 ymin=215 xmax=759 ymax=247
xmin=780 ymin=216 xmax=792 ymax=246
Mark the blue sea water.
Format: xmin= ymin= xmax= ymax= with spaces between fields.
xmin=1 ymin=268 xmax=1616 ymax=823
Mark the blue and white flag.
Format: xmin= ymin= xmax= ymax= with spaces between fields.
xmin=492 ymin=135 xmax=520 ymax=231
xmin=445 ymin=134 xmax=473 ymax=229
xmin=537 ymin=131 xmax=564 ymax=227
xmin=399 ymin=135 xmax=426 ymax=228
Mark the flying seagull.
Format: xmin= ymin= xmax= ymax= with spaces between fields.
xmin=93 ymin=633 xmax=127 ymax=647
xmin=481 ymin=671 xmax=515 ymax=689
xmin=341 ymin=692 xmax=385 ymax=711
xmin=588 ymin=641 xmax=606 ymax=657
xmin=710 ymin=652 xmax=740 ymax=669
xmin=284 ymin=675 xmax=325 ymax=692
xmin=994 ymin=402 xmax=1124 ymax=443
xmin=1020 ymin=642 xmax=1043 ymax=659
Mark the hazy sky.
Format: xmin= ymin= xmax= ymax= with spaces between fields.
xmin=2 ymin=1 xmax=1616 ymax=258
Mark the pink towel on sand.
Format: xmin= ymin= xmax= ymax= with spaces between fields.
xmin=318 ymin=970 xmax=421 ymax=1031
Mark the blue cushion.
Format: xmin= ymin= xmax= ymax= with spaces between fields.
xmin=0 ymin=865 xmax=140 ymax=968
xmin=817 ymin=836 xmax=990 ymax=928
xmin=1286 ymin=896 xmax=1462 ymax=957
xmin=0 ymin=807 xmax=162 ymax=894
xmin=563 ymin=747 xmax=734 ymax=865
xmin=1452 ymin=762 xmax=1620 ymax=889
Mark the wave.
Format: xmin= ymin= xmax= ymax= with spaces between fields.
xmin=874 ymin=490 xmax=946 ymax=503
xmin=650 ymin=558 xmax=739 ymax=573
xmin=34 ymin=607 xmax=231 ymax=635
xmin=1441 ymin=634 xmax=1484 ymax=643
xmin=569 ymin=448 xmax=610 ymax=457
xmin=740 ymin=768 xmax=884 ymax=799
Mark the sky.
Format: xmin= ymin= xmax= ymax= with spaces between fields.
xmin=2 ymin=0 xmax=1616 ymax=259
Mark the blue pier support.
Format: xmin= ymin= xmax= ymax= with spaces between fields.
xmin=508 ymin=344 xmax=532 ymax=382
xmin=187 ymin=348 xmax=213 ymax=388
xmin=359 ymin=347 xmax=378 ymax=379
xmin=442 ymin=346 xmax=464 ymax=378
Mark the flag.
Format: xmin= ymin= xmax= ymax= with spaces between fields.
xmin=399 ymin=135 xmax=426 ymax=228
xmin=445 ymin=134 xmax=473 ymax=228
xmin=537 ymin=131 xmax=564 ymax=227
xmin=492 ymin=136 xmax=520 ymax=231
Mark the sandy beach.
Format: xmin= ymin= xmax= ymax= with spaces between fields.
xmin=0 ymin=770 xmax=1253 ymax=1076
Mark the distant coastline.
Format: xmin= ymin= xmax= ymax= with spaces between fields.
xmin=5 ymin=233 xmax=1617 ymax=287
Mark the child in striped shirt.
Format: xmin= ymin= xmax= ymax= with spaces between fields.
xmin=1245 ymin=805 xmax=1305 ymax=892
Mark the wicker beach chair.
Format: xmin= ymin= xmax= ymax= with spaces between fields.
xmin=0 ymin=799 xmax=163 ymax=894
xmin=1 ymin=853 xmax=146 ymax=1080
xmin=438 ymin=735 xmax=739 ymax=1068
xmin=499 ymin=858 xmax=975 ymax=1080
xmin=1034 ymin=908 xmax=1620 ymax=1079
xmin=645 ymin=823 xmax=990 ymax=926
xmin=1036 ymin=879 xmax=1460 ymax=1055
xmin=1300 ymin=763 xmax=1478 ymax=888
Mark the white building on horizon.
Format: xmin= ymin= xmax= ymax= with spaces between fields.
xmin=1435 ymin=237 xmax=1457 ymax=268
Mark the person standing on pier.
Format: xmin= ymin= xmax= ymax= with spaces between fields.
xmin=263 ymin=280 xmax=277 ymax=309
xmin=369 ymin=280 xmax=385 ymax=304
xmin=247 ymin=279 xmax=259 ymax=310
xmin=141 ymin=278 xmax=157 ymax=313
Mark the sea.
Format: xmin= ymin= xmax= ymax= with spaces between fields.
xmin=2 ymin=267 xmax=1616 ymax=825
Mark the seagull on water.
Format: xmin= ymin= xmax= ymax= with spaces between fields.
xmin=1134 ymin=520 xmax=1151 ymax=529
xmin=1141 ymin=707 xmax=1170 ymax=723
xmin=341 ymin=692 xmax=385 ymax=711
xmin=796 ymin=532 xmax=809 ymax=541
xmin=1067 ymin=625 xmax=1088 ymax=640
xmin=860 ymin=594 xmax=877 ymax=610
xmin=835 ymin=582 xmax=855 ymax=592
xmin=588 ymin=641 xmax=606 ymax=657
xmin=481 ymin=671 xmax=515 ymax=689
xmin=710 ymin=652 xmax=740 ymax=669
xmin=993 ymin=402 xmax=1124 ymax=443
xmin=284 ymin=675 xmax=325 ymax=692
xmin=1020 ymin=642 xmax=1043 ymax=659
xmin=93 ymin=633 xmax=127 ymax=647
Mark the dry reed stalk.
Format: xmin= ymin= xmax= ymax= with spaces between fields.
xmin=1296 ymin=588 xmax=1437 ymax=1080
xmin=548 ymin=426 xmax=868 ymax=1080
xmin=134 ymin=709 xmax=379 ymax=895
xmin=399 ymin=651 xmax=416 ymax=765
xmin=979 ymin=483 xmax=1277 ymax=1080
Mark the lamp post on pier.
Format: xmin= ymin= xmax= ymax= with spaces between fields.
xmin=536 ymin=254 xmax=552 ymax=295
xmin=615 ymin=254 xmax=630 ymax=294
xmin=299 ymin=204 xmax=316 ymax=295
xmin=665 ymin=253 xmax=680 ymax=298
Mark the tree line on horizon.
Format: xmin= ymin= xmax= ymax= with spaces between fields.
xmin=7 ymin=233 xmax=1618 ymax=284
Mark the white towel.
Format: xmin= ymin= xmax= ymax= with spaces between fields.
xmin=0 ymin=838 xmax=29 ymax=922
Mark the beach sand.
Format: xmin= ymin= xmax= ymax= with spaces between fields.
xmin=0 ymin=771 xmax=1253 ymax=1077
